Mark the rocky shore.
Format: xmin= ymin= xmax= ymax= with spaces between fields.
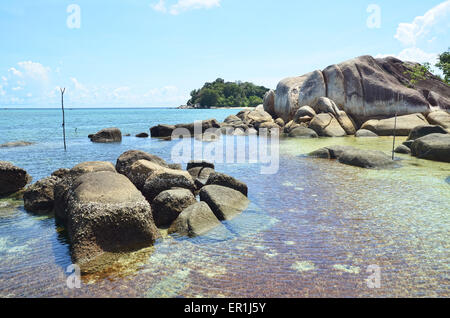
xmin=0 ymin=152 xmax=249 ymax=273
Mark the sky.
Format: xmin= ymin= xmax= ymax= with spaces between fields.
xmin=0 ymin=0 xmax=448 ymax=108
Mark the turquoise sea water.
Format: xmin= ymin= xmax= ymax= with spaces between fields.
xmin=0 ymin=108 xmax=449 ymax=298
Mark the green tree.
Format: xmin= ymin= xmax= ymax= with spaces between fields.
xmin=198 ymin=88 xmax=219 ymax=107
xmin=436 ymin=48 xmax=450 ymax=84
xmin=404 ymin=62 xmax=432 ymax=87
xmin=187 ymin=79 xmax=270 ymax=107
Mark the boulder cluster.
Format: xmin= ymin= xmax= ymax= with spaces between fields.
xmin=1 ymin=151 xmax=249 ymax=269
xmin=264 ymin=55 xmax=449 ymax=123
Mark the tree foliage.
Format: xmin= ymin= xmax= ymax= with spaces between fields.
xmin=405 ymin=62 xmax=432 ymax=87
xmin=188 ymin=78 xmax=269 ymax=107
xmin=436 ymin=48 xmax=450 ymax=84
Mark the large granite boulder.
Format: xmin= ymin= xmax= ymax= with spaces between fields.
xmin=64 ymin=171 xmax=160 ymax=268
xmin=89 ymin=128 xmax=122 ymax=143
xmin=54 ymin=161 xmax=116 ymax=222
xmin=410 ymin=134 xmax=450 ymax=163
xmin=23 ymin=176 xmax=60 ymax=214
xmin=142 ymin=169 xmax=195 ymax=202
xmin=309 ymin=113 xmax=346 ymax=137
xmin=270 ymin=55 xmax=450 ymax=123
xmin=294 ymin=106 xmax=316 ymax=122
xmin=360 ymin=113 xmax=428 ymax=136
xmin=116 ymin=150 xmax=169 ymax=175
xmin=151 ymin=188 xmax=197 ymax=227
xmin=263 ymin=90 xmax=276 ymax=116
xmin=426 ymin=111 xmax=450 ymax=129
xmin=199 ymin=185 xmax=249 ymax=221
xmin=0 ymin=162 xmax=31 ymax=197
xmin=150 ymin=124 xmax=176 ymax=138
xmin=206 ymin=172 xmax=248 ymax=196
xmin=275 ymin=70 xmax=326 ymax=121
xmin=407 ymin=125 xmax=448 ymax=141
xmin=168 ymin=202 xmax=222 ymax=237
xmin=123 ymin=159 xmax=189 ymax=191
xmin=70 ymin=161 xmax=116 ymax=177
xmin=188 ymin=167 xmax=215 ymax=190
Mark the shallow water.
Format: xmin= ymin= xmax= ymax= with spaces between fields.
xmin=0 ymin=108 xmax=449 ymax=298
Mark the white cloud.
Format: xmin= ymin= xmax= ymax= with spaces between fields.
xmin=0 ymin=84 xmax=5 ymax=96
xmin=376 ymin=48 xmax=438 ymax=64
xmin=112 ymin=86 xmax=131 ymax=98
xmin=151 ymin=0 xmax=221 ymax=15
xmin=151 ymin=0 xmax=167 ymax=13
xmin=8 ymin=67 xmax=22 ymax=77
xmin=394 ymin=0 xmax=450 ymax=46
xmin=70 ymin=77 xmax=88 ymax=92
xmin=17 ymin=61 xmax=50 ymax=82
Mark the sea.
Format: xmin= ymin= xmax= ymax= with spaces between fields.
xmin=0 ymin=107 xmax=449 ymax=297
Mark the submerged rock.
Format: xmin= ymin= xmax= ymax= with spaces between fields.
xmin=337 ymin=149 xmax=399 ymax=169
xmin=0 ymin=141 xmax=34 ymax=148
xmin=410 ymin=133 xmax=450 ymax=163
xmin=136 ymin=132 xmax=149 ymax=138
xmin=89 ymin=128 xmax=122 ymax=143
xmin=152 ymin=188 xmax=197 ymax=228
xmin=309 ymin=146 xmax=399 ymax=169
xmin=168 ymin=202 xmax=222 ymax=237
xmin=64 ymin=171 xmax=160 ymax=268
xmin=200 ymin=185 xmax=249 ymax=221
xmin=0 ymin=161 xmax=32 ymax=197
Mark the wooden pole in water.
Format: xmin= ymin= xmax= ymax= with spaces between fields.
xmin=60 ymin=87 xmax=67 ymax=152
xmin=392 ymin=92 xmax=399 ymax=160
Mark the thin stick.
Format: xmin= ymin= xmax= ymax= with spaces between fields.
xmin=60 ymin=87 xmax=67 ymax=152
xmin=392 ymin=92 xmax=399 ymax=160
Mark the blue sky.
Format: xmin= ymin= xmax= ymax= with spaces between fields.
xmin=0 ymin=0 xmax=448 ymax=107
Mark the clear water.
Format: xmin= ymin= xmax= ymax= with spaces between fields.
xmin=0 ymin=108 xmax=449 ymax=298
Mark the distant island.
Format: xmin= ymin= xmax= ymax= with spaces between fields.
xmin=180 ymin=78 xmax=270 ymax=109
